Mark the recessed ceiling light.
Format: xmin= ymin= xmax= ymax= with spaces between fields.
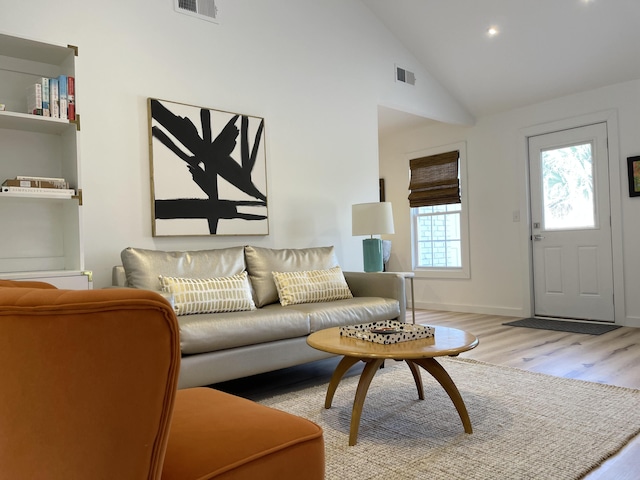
xmin=487 ymin=26 xmax=499 ymax=37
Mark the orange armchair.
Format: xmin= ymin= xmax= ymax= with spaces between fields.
xmin=0 ymin=280 xmax=324 ymax=480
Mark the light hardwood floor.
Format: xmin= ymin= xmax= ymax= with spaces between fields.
xmin=213 ymin=310 xmax=640 ymax=480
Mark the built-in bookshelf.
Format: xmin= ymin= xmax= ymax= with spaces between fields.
xmin=0 ymin=32 xmax=90 ymax=289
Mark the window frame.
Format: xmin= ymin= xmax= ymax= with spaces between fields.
xmin=408 ymin=142 xmax=470 ymax=279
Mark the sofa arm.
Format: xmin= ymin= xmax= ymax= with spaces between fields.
xmin=112 ymin=265 xmax=175 ymax=305
xmin=113 ymin=265 xmax=127 ymax=287
xmin=343 ymin=271 xmax=406 ymax=321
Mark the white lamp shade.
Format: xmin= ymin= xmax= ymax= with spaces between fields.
xmin=352 ymin=202 xmax=395 ymax=236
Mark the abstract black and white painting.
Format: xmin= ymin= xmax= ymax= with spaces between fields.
xmin=148 ymin=98 xmax=268 ymax=236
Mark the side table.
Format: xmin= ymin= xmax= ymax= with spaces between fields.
xmin=393 ymin=271 xmax=415 ymax=324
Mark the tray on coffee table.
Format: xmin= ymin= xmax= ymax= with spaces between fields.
xmin=339 ymin=320 xmax=434 ymax=345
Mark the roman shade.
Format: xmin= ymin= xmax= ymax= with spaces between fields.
xmin=408 ymin=151 xmax=460 ymax=207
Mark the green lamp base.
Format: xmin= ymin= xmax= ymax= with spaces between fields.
xmin=362 ymin=238 xmax=383 ymax=272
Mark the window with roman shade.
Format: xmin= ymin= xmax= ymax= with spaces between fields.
xmin=408 ymin=151 xmax=460 ymax=207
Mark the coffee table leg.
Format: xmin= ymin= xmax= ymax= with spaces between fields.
xmin=405 ymin=360 xmax=425 ymax=400
xmin=349 ymin=358 xmax=384 ymax=446
xmin=325 ymin=356 xmax=361 ymax=409
xmin=412 ymin=358 xmax=473 ymax=434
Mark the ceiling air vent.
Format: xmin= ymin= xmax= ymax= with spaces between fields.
xmin=174 ymin=0 xmax=219 ymax=23
xmin=396 ymin=65 xmax=416 ymax=86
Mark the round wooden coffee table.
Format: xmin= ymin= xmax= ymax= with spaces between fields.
xmin=306 ymin=325 xmax=479 ymax=445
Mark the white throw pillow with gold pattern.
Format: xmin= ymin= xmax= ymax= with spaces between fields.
xmin=160 ymin=272 xmax=256 ymax=315
xmin=272 ymin=266 xmax=353 ymax=307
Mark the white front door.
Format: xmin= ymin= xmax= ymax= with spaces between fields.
xmin=528 ymin=123 xmax=615 ymax=322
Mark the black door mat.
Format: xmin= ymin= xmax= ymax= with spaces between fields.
xmin=503 ymin=318 xmax=621 ymax=335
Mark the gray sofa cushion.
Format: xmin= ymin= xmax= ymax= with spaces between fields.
xmin=121 ymin=246 xmax=246 ymax=291
xmin=291 ymin=297 xmax=401 ymax=332
xmin=178 ymin=303 xmax=311 ymax=354
xmin=245 ymin=245 xmax=339 ymax=307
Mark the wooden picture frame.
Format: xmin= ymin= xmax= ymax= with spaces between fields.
xmin=148 ymin=98 xmax=268 ymax=236
xmin=628 ymin=156 xmax=640 ymax=198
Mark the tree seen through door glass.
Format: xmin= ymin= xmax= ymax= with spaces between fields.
xmin=541 ymin=143 xmax=595 ymax=230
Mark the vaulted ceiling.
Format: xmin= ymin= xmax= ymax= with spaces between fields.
xmin=363 ymin=0 xmax=640 ymax=134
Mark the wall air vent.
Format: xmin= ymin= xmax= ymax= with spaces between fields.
xmin=174 ymin=0 xmax=219 ymax=23
xmin=395 ymin=65 xmax=416 ymax=86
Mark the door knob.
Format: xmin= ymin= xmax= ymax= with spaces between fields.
xmin=533 ymin=234 xmax=545 ymax=241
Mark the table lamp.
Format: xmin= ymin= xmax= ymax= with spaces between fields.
xmin=352 ymin=202 xmax=395 ymax=272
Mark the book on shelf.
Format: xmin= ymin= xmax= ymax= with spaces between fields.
xmin=1 ymin=185 xmax=75 ymax=196
xmin=13 ymin=175 xmax=69 ymax=188
xmin=3 ymin=178 xmax=70 ymax=189
xmin=67 ymin=76 xmax=75 ymax=121
xmin=15 ymin=175 xmax=67 ymax=183
xmin=21 ymin=77 xmax=76 ymax=120
xmin=58 ymin=74 xmax=68 ymax=120
xmin=41 ymin=77 xmax=50 ymax=117
xmin=26 ymin=83 xmax=42 ymax=115
xmin=50 ymin=77 xmax=59 ymax=118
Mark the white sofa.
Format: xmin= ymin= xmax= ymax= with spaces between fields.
xmin=112 ymin=245 xmax=406 ymax=388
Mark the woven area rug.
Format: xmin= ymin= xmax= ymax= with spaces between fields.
xmin=503 ymin=318 xmax=621 ymax=335
xmin=260 ymin=357 xmax=640 ymax=480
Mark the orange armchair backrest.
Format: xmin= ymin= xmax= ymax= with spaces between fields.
xmin=0 ymin=282 xmax=181 ymax=480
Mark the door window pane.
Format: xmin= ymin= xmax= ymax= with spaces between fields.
xmin=541 ymin=143 xmax=595 ymax=230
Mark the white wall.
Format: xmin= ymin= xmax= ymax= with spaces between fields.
xmin=380 ymin=79 xmax=640 ymax=327
xmin=0 ymin=0 xmax=471 ymax=288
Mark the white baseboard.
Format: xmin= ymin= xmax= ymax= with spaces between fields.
xmin=620 ymin=315 xmax=640 ymax=328
xmin=414 ymin=301 xmax=525 ymax=318
xmin=412 ymin=301 xmax=640 ymax=327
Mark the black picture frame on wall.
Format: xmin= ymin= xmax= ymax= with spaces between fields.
xmin=628 ymin=156 xmax=640 ymax=197
xmin=147 ymin=98 xmax=269 ymax=236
